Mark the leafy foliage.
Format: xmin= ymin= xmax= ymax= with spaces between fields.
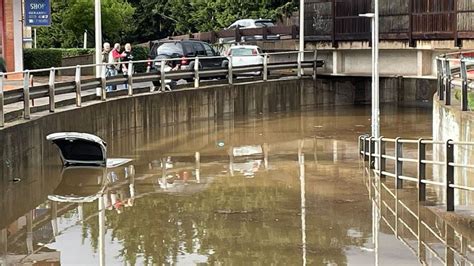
xmin=23 ymin=48 xmax=97 ymax=71
xmin=130 ymin=45 xmax=150 ymax=73
xmin=59 ymin=48 xmax=95 ymax=57
xmin=24 ymin=49 xmax=63 ymax=70
xmin=37 ymin=0 xmax=297 ymax=48
xmin=127 ymin=0 xmax=298 ymax=43
xmin=37 ymin=0 xmax=135 ymax=48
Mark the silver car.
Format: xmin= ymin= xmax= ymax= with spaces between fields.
xmin=221 ymin=19 xmax=281 ymax=43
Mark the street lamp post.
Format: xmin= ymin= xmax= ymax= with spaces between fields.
xmin=299 ymin=0 xmax=305 ymax=74
xmin=360 ymin=3 xmax=380 ymax=264
xmin=359 ymin=10 xmax=380 ymax=140
xmin=95 ymin=0 xmax=103 ymax=96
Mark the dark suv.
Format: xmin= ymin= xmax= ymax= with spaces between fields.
xmin=148 ymin=40 xmax=228 ymax=73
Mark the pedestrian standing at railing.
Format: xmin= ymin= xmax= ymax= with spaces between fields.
xmin=107 ymin=43 xmax=125 ymax=91
xmin=121 ymin=43 xmax=133 ymax=74
xmin=102 ymin=42 xmax=115 ymax=92
xmin=121 ymin=43 xmax=134 ymax=89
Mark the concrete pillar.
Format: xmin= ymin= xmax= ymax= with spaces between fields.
xmin=12 ymin=0 xmax=23 ymax=71
xmin=332 ymin=50 xmax=343 ymax=74
xmin=416 ymin=50 xmax=432 ymax=77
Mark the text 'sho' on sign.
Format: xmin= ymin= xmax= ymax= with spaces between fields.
xmin=25 ymin=0 xmax=51 ymax=27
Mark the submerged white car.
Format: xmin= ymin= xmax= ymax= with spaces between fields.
xmin=227 ymin=45 xmax=265 ymax=76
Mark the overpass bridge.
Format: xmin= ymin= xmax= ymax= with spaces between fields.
xmin=161 ymin=0 xmax=474 ymax=79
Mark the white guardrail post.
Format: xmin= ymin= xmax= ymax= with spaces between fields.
xmin=0 ymin=73 xmax=4 ymax=127
xmin=128 ymin=61 xmax=133 ymax=96
xmin=160 ymin=59 xmax=166 ymax=92
xmin=228 ymin=55 xmax=233 ymax=85
xmin=263 ymin=53 xmax=268 ymax=81
xmin=194 ymin=57 xmax=200 ymax=89
xmin=49 ymin=67 xmax=55 ymax=112
xmin=23 ymin=70 xmax=31 ymax=119
xmin=75 ymin=65 xmax=82 ymax=107
xmin=101 ymin=66 xmax=107 ymax=101
xmin=297 ymin=51 xmax=302 ymax=78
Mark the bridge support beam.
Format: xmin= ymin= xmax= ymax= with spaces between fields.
xmin=332 ymin=51 xmax=343 ymax=75
xmin=416 ymin=50 xmax=432 ymax=77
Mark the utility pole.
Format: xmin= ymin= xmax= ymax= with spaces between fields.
xmin=374 ymin=0 xmax=380 ymax=139
xmin=299 ymin=0 xmax=305 ymax=74
xmin=360 ymin=10 xmax=380 ymax=140
xmin=95 ymin=0 xmax=102 ymax=96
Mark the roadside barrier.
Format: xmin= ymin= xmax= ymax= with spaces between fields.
xmin=0 ymin=50 xmax=323 ymax=127
xmin=359 ymin=135 xmax=474 ymax=212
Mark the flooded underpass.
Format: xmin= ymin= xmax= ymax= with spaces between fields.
xmin=1 ymin=104 xmax=473 ymax=265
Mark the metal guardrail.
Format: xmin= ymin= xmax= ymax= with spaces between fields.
xmin=0 ymin=50 xmax=323 ymax=128
xmin=359 ymin=135 xmax=474 ymax=212
xmin=435 ymin=51 xmax=474 ymax=111
xmin=365 ymin=172 xmax=473 ymax=265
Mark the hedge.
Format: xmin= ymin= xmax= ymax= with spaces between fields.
xmin=23 ymin=49 xmax=63 ymax=70
xmin=60 ymin=48 xmax=95 ymax=58
xmin=130 ymin=46 xmax=149 ymax=73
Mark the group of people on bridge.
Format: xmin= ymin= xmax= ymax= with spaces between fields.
xmin=101 ymin=42 xmax=134 ymax=91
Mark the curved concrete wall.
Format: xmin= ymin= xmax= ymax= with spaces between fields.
xmin=433 ymin=97 xmax=474 ymax=206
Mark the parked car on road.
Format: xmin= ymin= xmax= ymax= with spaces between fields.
xmin=148 ymin=40 xmax=228 ymax=87
xmin=226 ymin=45 xmax=265 ymax=76
xmin=221 ymin=19 xmax=281 ymax=43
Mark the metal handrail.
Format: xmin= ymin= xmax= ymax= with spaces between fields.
xmin=0 ymin=50 xmax=322 ymax=127
xmin=436 ymin=50 xmax=474 ymax=111
xmin=359 ymin=135 xmax=474 ymax=212
xmin=373 ymin=171 xmax=472 ymax=266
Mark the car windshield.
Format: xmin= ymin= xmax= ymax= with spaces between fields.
xmin=231 ymin=48 xmax=255 ymax=56
xmin=156 ymin=43 xmax=183 ymax=56
xmin=255 ymin=20 xmax=274 ymax=27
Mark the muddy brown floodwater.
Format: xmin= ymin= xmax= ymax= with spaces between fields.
xmin=1 ymin=105 xmax=472 ymax=265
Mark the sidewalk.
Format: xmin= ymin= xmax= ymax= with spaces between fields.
xmin=3 ymin=74 xmax=80 ymax=91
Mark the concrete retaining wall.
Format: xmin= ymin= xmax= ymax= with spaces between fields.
xmin=432 ymin=96 xmax=474 ymax=206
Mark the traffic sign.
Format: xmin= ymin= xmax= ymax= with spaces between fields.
xmin=25 ymin=0 xmax=51 ymax=27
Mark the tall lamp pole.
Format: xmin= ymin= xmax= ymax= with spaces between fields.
xmin=360 ymin=9 xmax=380 ymax=140
xmin=299 ymin=0 xmax=305 ymax=73
xmin=95 ymin=0 xmax=103 ymax=96
xmin=360 ymin=2 xmax=380 ymax=264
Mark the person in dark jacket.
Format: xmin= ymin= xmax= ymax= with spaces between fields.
xmin=121 ymin=43 xmax=133 ymax=75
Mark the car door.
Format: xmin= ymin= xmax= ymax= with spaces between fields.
xmin=203 ymin=43 xmax=222 ymax=68
xmin=192 ymin=42 xmax=211 ymax=69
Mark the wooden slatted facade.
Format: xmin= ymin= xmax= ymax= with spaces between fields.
xmin=305 ymin=0 xmax=474 ymax=47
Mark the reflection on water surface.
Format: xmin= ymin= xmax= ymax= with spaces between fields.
xmin=1 ymin=105 xmax=471 ymax=265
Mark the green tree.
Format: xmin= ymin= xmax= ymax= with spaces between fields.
xmin=38 ymin=0 xmax=135 ymax=48
xmin=127 ymin=0 xmax=298 ymax=44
